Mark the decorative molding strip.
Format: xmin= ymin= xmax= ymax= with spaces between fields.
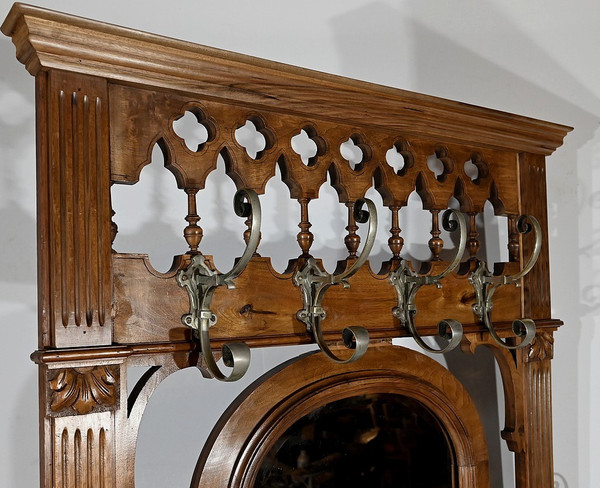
xmin=49 ymin=365 xmax=118 ymax=415
xmin=2 ymin=4 xmax=571 ymax=155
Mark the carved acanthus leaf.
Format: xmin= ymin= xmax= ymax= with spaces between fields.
xmin=50 ymin=365 xmax=118 ymax=415
xmin=527 ymin=331 xmax=554 ymax=362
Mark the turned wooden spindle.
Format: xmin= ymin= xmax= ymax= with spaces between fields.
xmin=467 ymin=212 xmax=480 ymax=260
xmin=297 ymin=198 xmax=314 ymax=258
xmin=183 ymin=188 xmax=203 ymax=254
xmin=388 ymin=206 xmax=403 ymax=260
xmin=508 ymin=215 xmax=520 ymax=262
xmin=344 ymin=201 xmax=360 ymax=259
xmin=428 ymin=209 xmax=443 ymax=261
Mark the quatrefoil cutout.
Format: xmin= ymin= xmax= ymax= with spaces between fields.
xmin=340 ymin=134 xmax=372 ymax=171
xmin=291 ymin=127 xmax=326 ymax=166
xmin=427 ymin=146 xmax=454 ymax=182
xmin=386 ymin=139 xmax=414 ymax=176
xmin=235 ymin=118 xmax=274 ymax=159
xmin=172 ymin=108 xmax=215 ymax=152
xmin=464 ymin=153 xmax=489 ymax=185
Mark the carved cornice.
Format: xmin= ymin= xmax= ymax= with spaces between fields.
xmin=526 ymin=331 xmax=554 ymax=362
xmin=2 ymin=4 xmax=571 ymax=155
xmin=49 ymin=365 xmax=118 ymax=415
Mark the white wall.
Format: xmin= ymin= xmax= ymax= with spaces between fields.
xmin=1 ymin=1 xmax=597 ymax=487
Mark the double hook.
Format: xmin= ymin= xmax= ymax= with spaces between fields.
xmin=390 ymin=209 xmax=467 ymax=354
xmin=469 ymin=215 xmax=541 ymax=349
xmin=177 ymin=189 xmax=261 ymax=382
xmin=293 ymin=198 xmax=377 ymax=364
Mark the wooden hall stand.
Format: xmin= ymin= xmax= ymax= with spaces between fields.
xmin=1 ymin=3 xmax=572 ymax=487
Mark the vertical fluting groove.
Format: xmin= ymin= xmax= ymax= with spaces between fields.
xmin=540 ymin=367 xmax=547 ymax=484
xmin=99 ymin=428 xmax=106 ymax=488
xmin=531 ymin=363 xmax=551 ymax=486
xmin=59 ymin=90 xmax=69 ymax=327
xmin=542 ymin=367 xmax=548 ymax=486
xmin=83 ymin=95 xmax=93 ymax=326
xmin=61 ymin=428 xmax=69 ymax=488
xmin=74 ymin=429 xmax=82 ymax=488
xmin=72 ymin=92 xmax=82 ymax=326
xmin=96 ymin=97 xmax=105 ymax=326
xmin=545 ymin=366 xmax=553 ymax=486
xmin=87 ymin=429 xmax=94 ymax=488
xmin=532 ymin=361 xmax=544 ymax=486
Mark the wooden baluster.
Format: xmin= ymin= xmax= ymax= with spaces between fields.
xmin=388 ymin=206 xmax=403 ymax=261
xmin=344 ymin=201 xmax=360 ymax=260
xmin=467 ymin=212 xmax=480 ymax=261
xmin=508 ymin=215 xmax=520 ymax=262
xmin=184 ymin=188 xmax=203 ymax=254
xmin=297 ymin=198 xmax=314 ymax=258
xmin=428 ymin=209 xmax=443 ymax=261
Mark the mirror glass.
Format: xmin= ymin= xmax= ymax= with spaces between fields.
xmin=254 ymin=393 xmax=455 ymax=487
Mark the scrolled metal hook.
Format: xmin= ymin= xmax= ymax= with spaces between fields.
xmin=293 ymin=197 xmax=377 ymax=364
xmin=469 ymin=214 xmax=540 ymax=350
xmin=504 ymin=215 xmax=542 ymax=284
xmin=177 ymin=189 xmax=261 ymax=381
xmin=390 ymin=208 xmax=467 ymax=354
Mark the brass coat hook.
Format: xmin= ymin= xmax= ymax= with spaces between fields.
xmin=390 ymin=209 xmax=467 ymax=353
xmin=177 ymin=189 xmax=261 ymax=381
xmin=293 ymin=198 xmax=377 ymax=363
xmin=469 ymin=215 xmax=541 ymax=349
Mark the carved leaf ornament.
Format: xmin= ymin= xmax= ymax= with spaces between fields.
xmin=50 ymin=366 xmax=117 ymax=414
xmin=527 ymin=331 xmax=554 ymax=362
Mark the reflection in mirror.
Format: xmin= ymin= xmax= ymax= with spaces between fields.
xmin=255 ymin=393 xmax=455 ymax=487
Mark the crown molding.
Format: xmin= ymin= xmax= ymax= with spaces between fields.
xmin=2 ymin=3 xmax=572 ymax=155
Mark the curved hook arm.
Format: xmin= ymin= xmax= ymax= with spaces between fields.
xmin=404 ymin=312 xmax=463 ymax=354
xmin=198 ymin=314 xmax=250 ymax=381
xmin=333 ymin=198 xmax=378 ymax=284
xmin=483 ymin=314 xmax=536 ymax=350
xmin=469 ymin=214 xmax=541 ymax=350
xmin=222 ymin=189 xmax=262 ymax=284
xmin=503 ymin=215 xmax=541 ymax=283
xmin=389 ymin=208 xmax=467 ymax=354
xmin=177 ymin=189 xmax=261 ymax=381
xmin=293 ymin=198 xmax=377 ymax=363
xmin=311 ymin=317 xmax=370 ymax=364
xmin=429 ymin=209 xmax=468 ymax=282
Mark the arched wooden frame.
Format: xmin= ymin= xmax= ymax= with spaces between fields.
xmin=194 ymin=344 xmax=489 ymax=487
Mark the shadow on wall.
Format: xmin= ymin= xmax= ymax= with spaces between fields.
xmin=0 ymin=38 xmax=36 ymax=286
xmin=0 ymin=37 xmax=40 ymax=488
xmin=330 ymin=2 xmax=599 ymax=487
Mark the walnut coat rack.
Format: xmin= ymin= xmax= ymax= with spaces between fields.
xmin=2 ymin=3 xmax=572 ymax=487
